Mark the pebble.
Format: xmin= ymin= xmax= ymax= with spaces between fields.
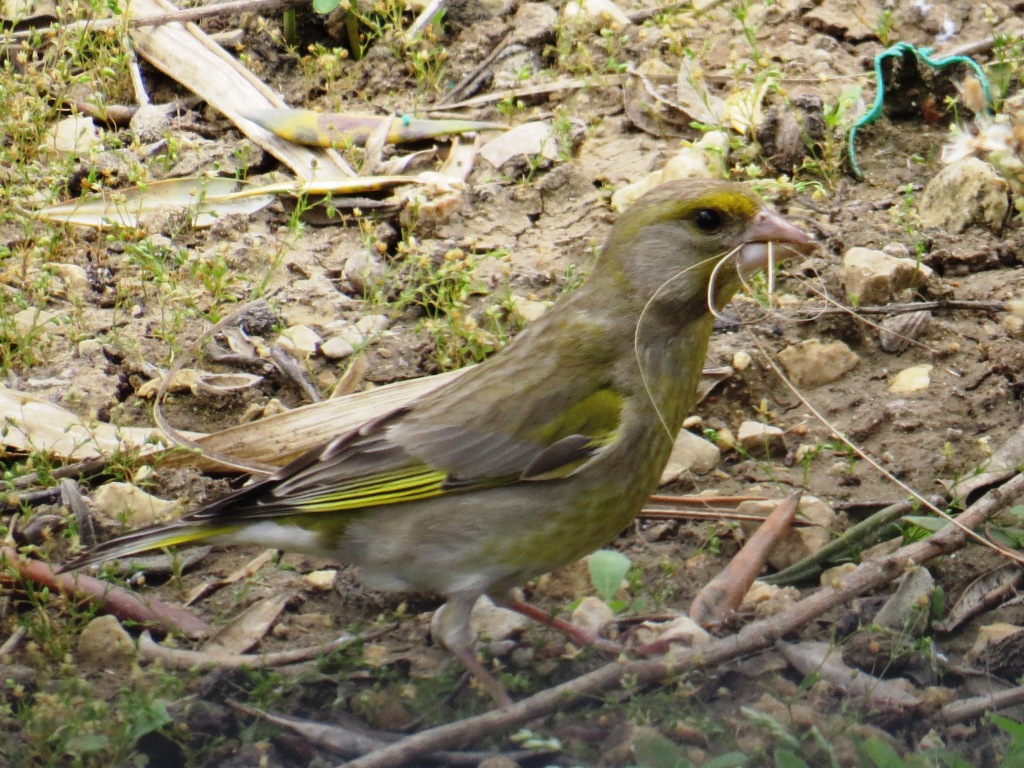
xmin=736 ymin=420 xmax=787 ymax=456
xmin=91 ymin=482 xmax=177 ymax=525
xmin=918 ymin=157 xmax=1010 ymax=233
xmin=76 ymin=615 xmax=136 ymax=672
xmin=777 ymin=339 xmax=859 ymax=387
xmin=839 ymin=247 xmax=933 ymax=305
xmin=889 ymin=364 xmax=932 ymax=393
xmin=277 ymin=325 xmax=321 ymax=357
xmin=659 ymin=429 xmax=720 ymax=483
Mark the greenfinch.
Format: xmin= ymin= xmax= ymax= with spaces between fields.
xmin=64 ymin=178 xmax=815 ymax=702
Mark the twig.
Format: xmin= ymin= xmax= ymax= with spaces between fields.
xmin=939 ymin=682 xmax=1024 ymax=724
xmin=3 ymin=547 xmax=210 ymax=639
xmin=690 ymin=492 xmax=799 ymax=626
xmin=338 ymin=473 xmax=1024 ymax=768
xmin=9 ymin=0 xmax=304 ymax=38
xmin=785 ymin=299 xmax=1008 ymax=318
xmin=763 ymin=498 xmax=917 ymax=585
xmin=406 ymin=0 xmax=447 ymax=42
xmin=138 ymin=628 xmax=367 ymax=669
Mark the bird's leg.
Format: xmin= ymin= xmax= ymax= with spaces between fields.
xmin=432 ymin=594 xmax=513 ymax=708
xmin=499 ymin=593 xmax=623 ymax=656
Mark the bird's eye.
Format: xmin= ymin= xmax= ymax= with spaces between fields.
xmin=694 ymin=208 xmax=724 ymax=231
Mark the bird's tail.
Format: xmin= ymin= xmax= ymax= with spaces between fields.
xmin=59 ymin=519 xmax=238 ymax=572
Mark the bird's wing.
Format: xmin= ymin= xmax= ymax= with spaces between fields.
xmin=186 ymin=385 xmax=624 ymax=522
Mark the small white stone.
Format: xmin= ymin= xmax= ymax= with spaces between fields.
xmin=508 ymin=295 xmax=550 ymax=325
xmin=570 ymin=595 xmax=616 ymax=637
xmin=469 ymin=596 xmax=531 ymax=641
xmin=634 ymin=616 xmax=710 ymax=647
xmin=777 ymin=339 xmax=859 ymax=387
xmin=839 ymin=247 xmax=933 ymax=305
xmin=303 ymin=570 xmax=338 ymax=591
xmin=660 ymin=429 xmax=720 ymax=483
xmin=737 ymin=421 xmax=787 ymax=455
xmin=43 ymin=115 xmax=102 ymax=155
xmin=51 ymin=263 xmax=90 ymax=293
xmin=732 ymin=350 xmax=752 ymax=371
xmin=321 ymin=335 xmax=357 ymax=360
xmin=277 ymin=325 xmax=321 ymax=357
xmin=13 ymin=308 xmax=61 ymax=336
xmin=889 ymin=364 xmax=932 ymax=393
xmin=92 ymin=482 xmax=177 ymax=525
xmin=78 ymin=338 xmax=104 ymax=361
xmin=355 ymin=314 xmax=390 ymax=336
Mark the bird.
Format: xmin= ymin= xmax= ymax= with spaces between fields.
xmin=63 ymin=178 xmax=816 ymax=704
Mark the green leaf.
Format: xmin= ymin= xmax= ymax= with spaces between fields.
xmin=312 ymin=0 xmax=342 ymax=13
xmin=589 ymin=549 xmax=630 ymax=604
xmin=861 ymin=736 xmax=903 ymax=768
xmin=901 ymin=515 xmax=948 ymax=532
xmin=773 ymin=748 xmax=810 ymax=768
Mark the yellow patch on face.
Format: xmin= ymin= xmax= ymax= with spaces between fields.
xmin=616 ymin=185 xmax=760 ymax=239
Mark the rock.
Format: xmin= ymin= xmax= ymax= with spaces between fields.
xmin=805 ymin=0 xmax=882 ymax=41
xmin=839 ymin=247 xmax=933 ymax=305
xmin=76 ymin=615 xmax=136 ymax=671
xmin=918 ymin=158 xmax=1010 ymax=233
xmin=736 ymin=421 xmax=786 ymax=456
xmin=129 ymin=104 xmax=170 ymax=143
xmin=874 ymin=566 xmax=934 ymax=636
xmin=508 ymin=2 xmax=558 ymax=46
xmin=469 ymin=596 xmax=530 ymax=641
xmin=277 ymin=325 xmax=321 ymax=357
xmin=50 ymin=263 xmax=90 ymax=294
xmin=820 ymin=562 xmax=859 ymax=586
xmin=888 ymin=364 xmax=932 ymax=393
xmin=732 ymin=350 xmax=752 ymax=371
xmin=42 ymin=115 xmax=102 ymax=155
xmin=756 ymin=95 xmax=826 ymax=173
xmin=570 ymin=596 xmax=615 ymax=637
xmin=303 ymin=570 xmax=337 ymax=591
xmin=321 ymin=315 xmax=389 ymax=359
xmin=344 ymin=249 xmax=386 ymax=295
xmin=355 ymin=313 xmax=390 ymax=336
xmin=78 ymin=338 xmax=105 ymax=361
xmin=659 ymin=429 xmax=721 ymax=483
xmin=741 ymin=581 xmax=800 ymax=617
xmin=13 ymin=308 xmax=62 ymax=336
xmin=92 ymin=482 xmax=177 ymax=525
xmin=321 ymin=335 xmax=357 ymax=360
xmin=508 ymin=294 xmax=550 ymax=325
xmin=634 ymin=616 xmax=711 ymax=647
xmin=480 ymin=121 xmax=559 ymax=171
xmin=562 ymin=0 xmax=630 ymax=30
xmin=777 ymin=339 xmax=859 ymax=387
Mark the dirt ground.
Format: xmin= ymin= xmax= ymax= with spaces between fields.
xmin=3 ymin=0 xmax=1024 ymax=766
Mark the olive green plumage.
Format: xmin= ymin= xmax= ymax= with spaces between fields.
xmin=64 ymin=178 xmax=814 ymax=701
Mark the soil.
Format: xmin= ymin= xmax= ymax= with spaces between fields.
xmin=3 ymin=1 xmax=1024 ymax=766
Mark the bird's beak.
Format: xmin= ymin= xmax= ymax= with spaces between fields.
xmin=737 ymin=208 xmax=817 ymax=274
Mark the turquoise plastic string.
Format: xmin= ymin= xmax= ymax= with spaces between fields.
xmin=847 ymin=42 xmax=993 ymax=179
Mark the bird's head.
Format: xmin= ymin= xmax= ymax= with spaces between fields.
xmin=600 ymin=178 xmax=816 ymax=315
